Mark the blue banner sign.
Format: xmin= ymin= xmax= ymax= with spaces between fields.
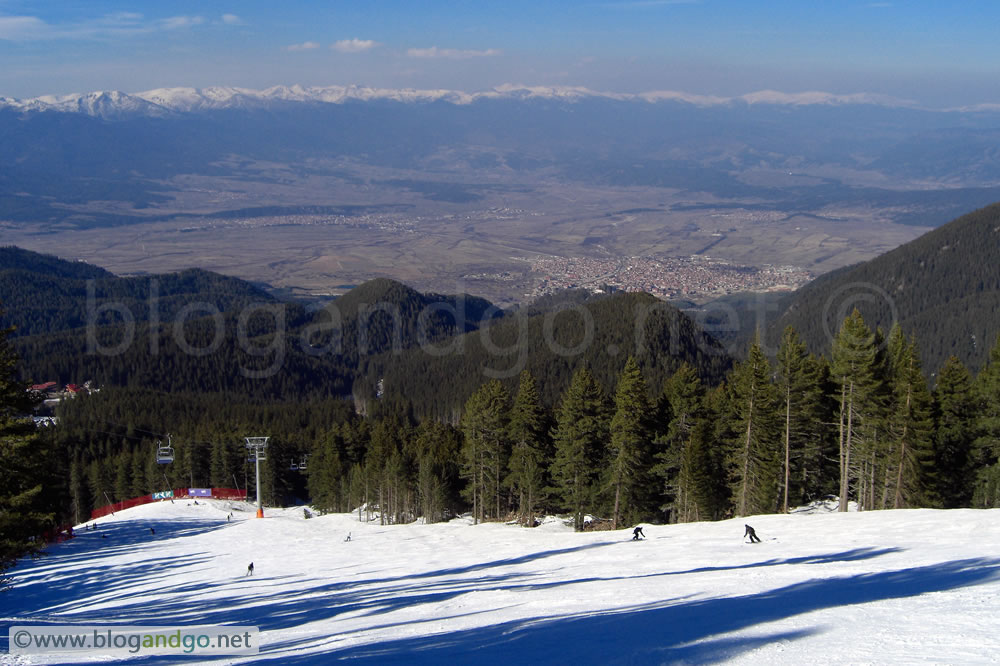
xmin=188 ymin=488 xmax=212 ymax=497
xmin=152 ymin=491 xmax=174 ymax=499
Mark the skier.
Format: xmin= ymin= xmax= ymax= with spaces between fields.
xmin=744 ymin=524 xmax=761 ymax=543
xmin=344 ymin=532 xmax=351 ymax=542
xmin=246 ymin=562 xmax=254 ymax=576
xmin=149 ymin=527 xmax=155 ymax=535
xmin=632 ymin=526 xmax=645 ymax=540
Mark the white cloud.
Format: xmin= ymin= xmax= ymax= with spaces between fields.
xmin=160 ymin=15 xmax=205 ymax=30
xmin=331 ymin=38 xmax=378 ymax=53
xmin=0 ymin=11 xmax=212 ymax=41
xmin=287 ymin=41 xmax=321 ymax=52
xmin=221 ymin=14 xmax=243 ymax=25
xmin=407 ymin=46 xmax=501 ymax=59
xmin=0 ymin=15 xmax=51 ymax=40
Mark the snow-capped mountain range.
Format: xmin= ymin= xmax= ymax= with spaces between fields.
xmin=0 ymin=83 xmax=920 ymax=119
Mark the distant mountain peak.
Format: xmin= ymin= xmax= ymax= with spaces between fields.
xmin=0 ymin=83 xmax=922 ymax=118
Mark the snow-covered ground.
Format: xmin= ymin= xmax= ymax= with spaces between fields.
xmin=2 ymin=499 xmax=1000 ymax=664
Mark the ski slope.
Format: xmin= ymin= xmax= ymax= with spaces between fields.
xmin=2 ymin=499 xmax=1000 ymax=664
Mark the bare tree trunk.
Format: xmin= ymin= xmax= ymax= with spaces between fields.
xmin=740 ymin=388 xmax=755 ymax=517
xmin=894 ymin=387 xmax=912 ymax=508
xmin=840 ymin=382 xmax=854 ymax=512
xmin=783 ymin=387 xmax=791 ymax=513
xmin=613 ymin=482 xmax=621 ymax=530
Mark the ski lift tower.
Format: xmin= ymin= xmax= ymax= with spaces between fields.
xmin=245 ymin=437 xmax=269 ymax=518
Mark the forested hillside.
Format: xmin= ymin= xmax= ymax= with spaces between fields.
xmin=767 ymin=202 xmax=1000 ymax=374
xmin=357 ymin=291 xmax=733 ymax=419
xmin=2 ymin=249 xmax=502 ymax=399
xmin=1 ymin=246 xmax=278 ymax=338
xmin=5 ymin=242 xmax=1000 ymax=583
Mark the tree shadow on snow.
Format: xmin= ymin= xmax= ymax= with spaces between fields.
xmin=251 ymin=556 xmax=1000 ymax=665
xmin=7 ymin=532 xmax=998 ymax=665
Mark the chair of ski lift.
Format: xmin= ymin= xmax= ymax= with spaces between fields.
xmin=156 ymin=439 xmax=174 ymax=464
xmin=290 ymin=460 xmax=299 ymax=471
xmin=298 ymin=455 xmax=309 ymax=471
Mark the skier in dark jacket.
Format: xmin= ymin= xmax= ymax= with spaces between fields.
xmin=246 ymin=562 xmax=254 ymax=576
xmin=744 ymin=524 xmax=761 ymax=543
xmin=632 ymin=526 xmax=645 ymax=540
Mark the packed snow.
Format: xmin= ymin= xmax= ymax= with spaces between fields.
xmin=2 ymin=500 xmax=999 ymax=664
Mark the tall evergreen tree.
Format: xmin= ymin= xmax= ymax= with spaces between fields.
xmin=506 ymin=371 xmax=549 ymax=526
xmin=0 ymin=311 xmax=55 ymax=585
xmin=973 ymin=334 xmax=1000 ymax=507
xmin=654 ymin=364 xmax=704 ymax=523
xmin=413 ymin=420 xmax=462 ymax=523
xmin=725 ymin=339 xmax=780 ymax=517
xmin=608 ymin=357 xmax=653 ymax=528
xmin=775 ymin=326 xmax=825 ymax=512
xmin=933 ymin=356 xmax=977 ymax=507
xmin=459 ymin=380 xmax=509 ymax=523
xmin=551 ymin=367 xmax=609 ymax=531
xmin=831 ymin=310 xmax=881 ymax=511
xmin=884 ymin=328 xmax=934 ymax=508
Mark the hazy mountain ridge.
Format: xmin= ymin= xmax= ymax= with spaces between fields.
xmin=0 ymin=84 xmax=925 ymax=118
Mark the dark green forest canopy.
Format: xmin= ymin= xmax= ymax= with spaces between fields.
xmin=360 ymin=291 xmax=733 ymax=418
xmin=766 ymin=202 xmax=1000 ymax=375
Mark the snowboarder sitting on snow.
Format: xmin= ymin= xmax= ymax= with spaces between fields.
xmin=632 ymin=526 xmax=645 ymax=540
xmin=246 ymin=562 xmax=254 ymax=576
xmin=744 ymin=524 xmax=761 ymax=543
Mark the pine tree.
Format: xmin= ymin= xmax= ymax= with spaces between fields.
xmin=608 ymin=357 xmax=653 ymax=528
xmin=129 ymin=447 xmax=147 ymax=497
xmin=551 ymin=367 xmax=609 ymax=531
xmin=884 ymin=328 xmax=934 ymax=508
xmin=0 ymin=312 xmax=55 ymax=585
xmin=413 ymin=420 xmax=462 ymax=523
xmin=933 ymin=356 xmax=977 ymax=507
xmin=725 ymin=339 xmax=780 ymax=516
xmin=973 ymin=334 xmax=1000 ymax=507
xmin=654 ymin=364 xmax=704 ymax=523
xmin=69 ymin=457 xmax=88 ymax=525
xmin=459 ymin=380 xmax=510 ymax=523
xmin=113 ymin=449 xmax=131 ymax=501
xmin=830 ymin=310 xmax=881 ymax=511
xmin=506 ymin=371 xmax=549 ymax=526
xmin=775 ymin=326 xmax=825 ymax=512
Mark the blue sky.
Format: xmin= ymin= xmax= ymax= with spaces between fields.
xmin=2 ymin=1 xmax=1000 ymax=106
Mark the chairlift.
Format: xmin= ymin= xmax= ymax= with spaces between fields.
xmin=155 ymin=437 xmax=174 ymax=464
xmin=290 ymin=460 xmax=299 ymax=471
xmin=298 ymin=455 xmax=309 ymax=471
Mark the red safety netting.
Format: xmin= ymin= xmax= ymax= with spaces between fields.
xmin=89 ymin=488 xmax=247 ymax=520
